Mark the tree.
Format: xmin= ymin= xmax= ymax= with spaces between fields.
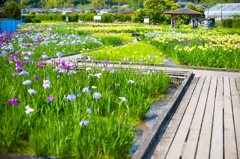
xmin=3 ymin=1 xmax=21 ymax=20
xmin=143 ymin=0 xmax=179 ymax=24
xmin=177 ymin=4 xmax=205 ymax=24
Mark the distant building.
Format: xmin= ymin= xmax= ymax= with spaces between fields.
xmin=205 ymin=3 xmax=240 ymax=19
xmin=200 ymin=17 xmax=216 ymax=28
xmin=109 ymin=11 xmax=135 ymax=15
xmin=21 ymin=9 xmax=30 ymax=15
xmin=176 ymin=1 xmax=206 ymax=9
xmin=62 ymin=10 xmax=73 ymax=14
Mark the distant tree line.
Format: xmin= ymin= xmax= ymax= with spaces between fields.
xmin=2 ymin=0 xmax=239 ymax=9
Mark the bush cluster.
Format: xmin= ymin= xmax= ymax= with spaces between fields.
xmin=22 ymin=13 xmax=133 ymax=23
xmin=233 ymin=19 xmax=240 ymax=29
xmin=222 ymin=18 xmax=233 ymax=28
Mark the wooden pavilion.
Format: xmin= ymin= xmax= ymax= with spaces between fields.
xmin=163 ymin=8 xmax=202 ymax=29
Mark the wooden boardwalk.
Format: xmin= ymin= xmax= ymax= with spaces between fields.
xmin=151 ymin=75 xmax=240 ymax=159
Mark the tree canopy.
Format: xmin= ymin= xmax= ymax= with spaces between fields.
xmin=3 ymin=1 xmax=21 ymax=20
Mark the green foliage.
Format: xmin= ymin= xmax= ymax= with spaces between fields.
xmin=232 ymin=14 xmax=240 ymax=19
xmin=133 ymin=9 xmax=148 ymax=22
xmin=177 ymin=4 xmax=205 ymax=25
xmin=222 ymin=18 xmax=233 ymax=28
xmin=232 ymin=19 xmax=240 ymax=29
xmin=79 ymin=12 xmax=96 ymax=21
xmin=162 ymin=21 xmax=168 ymax=25
xmin=142 ymin=0 xmax=179 ymax=24
xmin=32 ymin=18 xmax=41 ymax=23
xmin=3 ymin=1 xmax=21 ymax=20
xmin=145 ymin=0 xmax=179 ymax=12
xmin=22 ymin=13 xmax=133 ymax=23
xmin=187 ymin=4 xmax=205 ymax=14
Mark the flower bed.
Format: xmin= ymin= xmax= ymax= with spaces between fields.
xmin=0 ymin=29 xmax=133 ymax=60
xmin=143 ymin=28 xmax=240 ymax=69
xmin=0 ymin=52 xmax=170 ymax=158
xmin=81 ymin=43 xmax=164 ymax=64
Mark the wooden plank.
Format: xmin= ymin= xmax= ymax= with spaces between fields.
xmin=132 ymin=71 xmax=193 ymax=159
xmin=236 ymin=78 xmax=240 ymax=93
xmin=165 ymin=75 xmax=206 ymax=159
xmin=231 ymin=78 xmax=240 ymax=158
xmin=151 ymin=76 xmax=199 ymax=159
xmin=182 ymin=76 xmax=211 ymax=159
xmin=210 ymin=77 xmax=223 ymax=159
xmin=195 ymin=76 xmax=217 ymax=159
xmin=223 ymin=77 xmax=238 ymax=159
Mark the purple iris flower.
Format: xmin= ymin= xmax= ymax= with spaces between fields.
xmin=66 ymin=94 xmax=76 ymax=101
xmin=171 ymin=40 xmax=174 ymax=42
xmin=102 ymin=60 xmax=110 ymax=64
xmin=93 ymin=92 xmax=101 ymax=100
xmin=37 ymin=62 xmax=46 ymax=67
xmin=8 ymin=97 xmax=20 ymax=106
xmin=57 ymin=75 xmax=60 ymax=79
xmin=163 ymin=58 xmax=169 ymax=63
xmin=87 ymin=108 xmax=91 ymax=114
xmin=47 ymin=77 xmax=50 ymax=80
xmin=79 ymin=120 xmax=89 ymax=126
xmin=34 ymin=76 xmax=39 ymax=81
xmin=62 ymin=65 xmax=71 ymax=70
xmin=212 ymin=41 xmax=215 ymax=44
xmin=93 ymin=60 xmax=98 ymax=65
xmin=15 ymin=67 xmax=22 ymax=73
xmin=12 ymin=53 xmax=21 ymax=59
xmin=82 ymin=87 xmax=90 ymax=93
xmin=46 ymin=96 xmax=57 ymax=101
xmin=23 ymin=80 xmax=31 ymax=85
xmin=19 ymin=70 xmax=29 ymax=76
xmin=16 ymin=61 xmax=24 ymax=67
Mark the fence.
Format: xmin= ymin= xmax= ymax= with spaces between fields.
xmin=0 ymin=19 xmax=26 ymax=32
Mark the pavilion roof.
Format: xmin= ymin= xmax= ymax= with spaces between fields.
xmin=163 ymin=8 xmax=202 ymax=15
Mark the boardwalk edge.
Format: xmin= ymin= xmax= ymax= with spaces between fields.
xmin=132 ymin=71 xmax=194 ymax=159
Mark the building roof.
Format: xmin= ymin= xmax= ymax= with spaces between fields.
xmin=176 ymin=1 xmax=195 ymax=5
xmin=210 ymin=3 xmax=240 ymax=11
xmin=164 ymin=8 xmax=202 ymax=15
xmin=109 ymin=10 xmax=135 ymax=15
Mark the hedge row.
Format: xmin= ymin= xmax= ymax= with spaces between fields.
xmin=221 ymin=18 xmax=240 ymax=29
xmin=233 ymin=19 xmax=240 ymax=29
xmin=22 ymin=14 xmax=81 ymax=22
xmin=21 ymin=13 xmax=133 ymax=23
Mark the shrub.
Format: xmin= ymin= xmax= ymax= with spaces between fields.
xmin=32 ymin=18 xmax=41 ymax=23
xmin=162 ymin=21 xmax=168 ymax=25
xmin=222 ymin=18 xmax=233 ymax=28
xmin=26 ymin=17 xmax=32 ymax=23
xmin=233 ymin=19 xmax=240 ymax=29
